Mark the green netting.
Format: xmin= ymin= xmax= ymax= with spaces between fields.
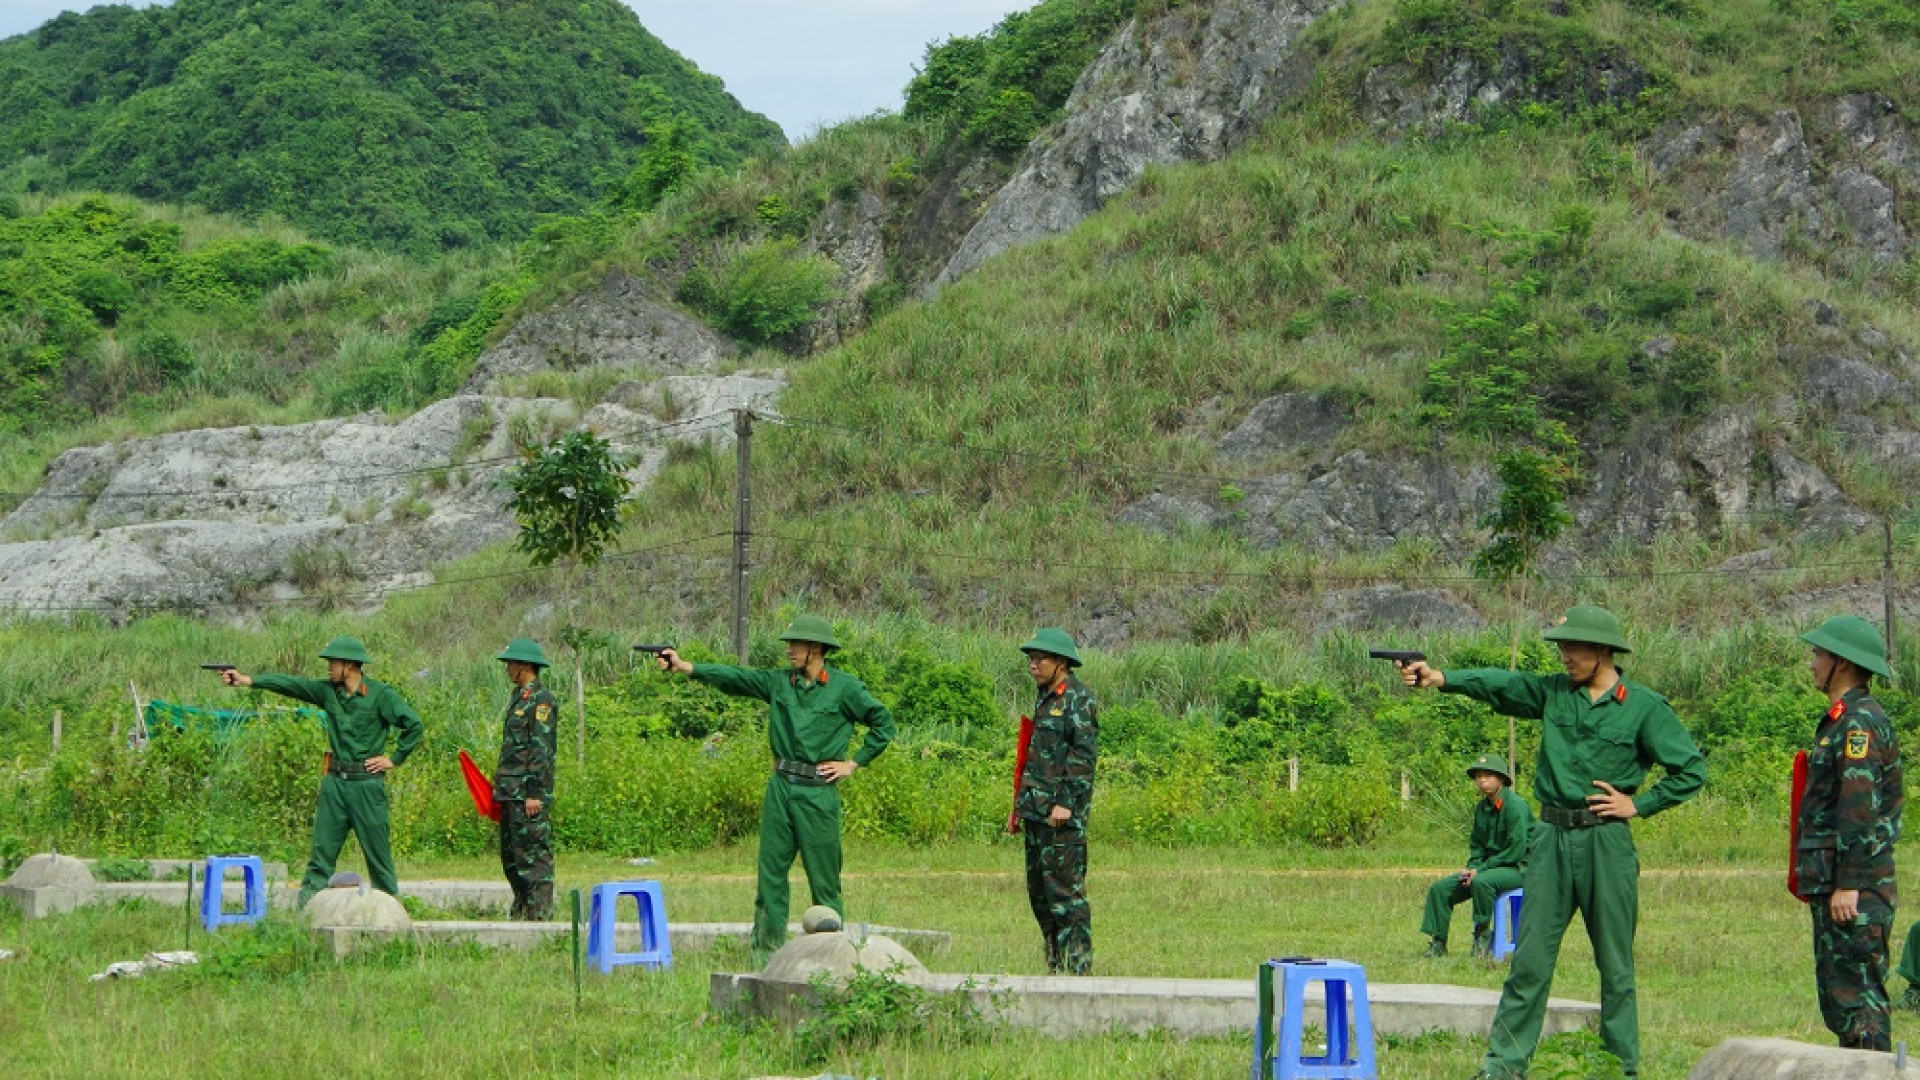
xmin=145 ymin=699 xmax=322 ymax=741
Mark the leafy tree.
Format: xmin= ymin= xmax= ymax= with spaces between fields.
xmin=504 ymin=430 xmax=633 ymax=764
xmin=1473 ymin=446 xmax=1574 ymax=767
xmin=610 ymin=120 xmax=702 ymax=214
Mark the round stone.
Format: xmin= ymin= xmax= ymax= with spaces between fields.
xmin=6 ymin=853 xmax=94 ymax=889
xmin=301 ymin=886 xmax=412 ymax=931
xmin=761 ymin=932 xmax=926 ymax=987
xmin=801 ymin=905 xmax=842 ymax=933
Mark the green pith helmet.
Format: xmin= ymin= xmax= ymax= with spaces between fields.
xmin=318 ymin=636 xmax=372 ymax=665
xmin=1541 ymin=605 xmax=1632 ymax=654
xmin=1801 ymin=615 xmax=1893 ymax=679
xmin=778 ymin=614 xmax=840 ymax=651
xmin=1020 ymin=627 xmax=1082 ymax=668
xmin=495 ymin=638 xmax=551 ymax=669
xmin=1466 ymin=753 xmax=1513 ymax=785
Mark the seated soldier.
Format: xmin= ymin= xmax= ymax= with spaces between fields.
xmin=1421 ymin=753 xmax=1533 ymax=957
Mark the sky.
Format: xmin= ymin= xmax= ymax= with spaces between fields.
xmin=0 ymin=0 xmax=1035 ymax=140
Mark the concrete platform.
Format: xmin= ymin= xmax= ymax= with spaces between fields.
xmin=314 ymin=920 xmax=953 ymax=958
xmin=712 ymin=971 xmax=1600 ymax=1040
xmin=5 ymin=878 xmax=515 ymax=918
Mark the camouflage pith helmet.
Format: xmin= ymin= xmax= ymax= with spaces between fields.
xmin=1020 ymin=627 xmax=1082 ymax=668
xmin=1540 ymin=605 xmax=1632 ymax=654
xmin=1801 ymin=615 xmax=1893 ymax=679
xmin=495 ymin=638 xmax=551 ymax=669
xmin=1466 ymin=753 xmax=1513 ymax=785
xmin=318 ymin=635 xmax=372 ymax=665
xmin=778 ymin=614 xmax=840 ymax=651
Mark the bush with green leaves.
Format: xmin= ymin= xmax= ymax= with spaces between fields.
xmin=677 ymin=238 xmax=838 ymax=347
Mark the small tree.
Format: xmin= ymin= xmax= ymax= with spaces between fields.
xmin=504 ymin=430 xmax=632 ymax=764
xmin=1473 ymin=444 xmax=1573 ymax=769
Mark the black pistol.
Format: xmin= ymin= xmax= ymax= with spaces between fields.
xmin=1367 ymin=649 xmax=1426 ymax=665
xmin=200 ymin=663 xmax=238 ymax=672
xmin=633 ymin=644 xmax=675 ymax=665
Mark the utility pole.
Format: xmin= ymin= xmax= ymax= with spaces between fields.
xmin=1886 ymin=518 xmax=1899 ymax=673
xmin=732 ymin=409 xmax=753 ymax=663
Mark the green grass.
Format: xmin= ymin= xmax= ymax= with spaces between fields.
xmin=0 ymin=819 xmax=1860 ymax=1079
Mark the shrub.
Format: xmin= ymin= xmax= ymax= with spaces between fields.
xmin=682 ymin=239 xmax=838 ymax=347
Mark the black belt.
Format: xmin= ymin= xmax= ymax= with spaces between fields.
xmin=327 ymin=762 xmax=382 ymax=781
xmin=1541 ymin=805 xmax=1608 ymax=829
xmin=774 ymin=758 xmax=829 ymax=786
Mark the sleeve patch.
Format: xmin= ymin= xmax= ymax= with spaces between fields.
xmin=535 ymin=704 xmax=552 ymax=725
xmin=1846 ymin=729 xmax=1871 ymax=760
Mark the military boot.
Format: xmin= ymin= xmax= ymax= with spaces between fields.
xmin=1470 ymin=924 xmax=1493 ymax=959
xmin=1901 ymin=983 xmax=1920 ymax=1012
xmin=1423 ymin=937 xmax=1447 ymax=958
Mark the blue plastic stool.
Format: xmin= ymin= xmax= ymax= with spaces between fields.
xmin=1253 ymin=958 xmax=1378 ymax=1080
xmin=200 ymin=855 xmax=268 ymax=931
xmin=585 ymin=880 xmax=672 ymax=973
xmin=1491 ymin=888 xmax=1524 ymax=961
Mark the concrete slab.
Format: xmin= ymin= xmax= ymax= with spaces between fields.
xmin=80 ymin=859 xmax=289 ymax=881
xmin=4 ymin=877 xmax=513 ymax=918
xmin=314 ymin=920 xmax=953 ymax=958
xmin=711 ymin=971 xmax=1599 ymax=1040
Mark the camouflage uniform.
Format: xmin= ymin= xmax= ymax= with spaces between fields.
xmin=493 ymin=677 xmax=558 ymax=920
xmin=1800 ymin=686 xmax=1903 ymax=1050
xmin=1017 ymin=672 xmax=1098 ymax=975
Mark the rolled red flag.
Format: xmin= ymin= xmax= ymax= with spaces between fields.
xmin=1788 ymin=749 xmax=1808 ymax=901
xmin=459 ymin=748 xmax=500 ymax=822
xmin=1007 ymin=715 xmax=1034 ymax=835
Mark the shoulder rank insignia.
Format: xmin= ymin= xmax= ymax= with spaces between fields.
xmin=535 ymin=704 xmax=552 ymax=725
xmin=520 ymin=687 xmax=532 ymax=701
xmin=1846 ymin=729 xmax=1871 ymax=760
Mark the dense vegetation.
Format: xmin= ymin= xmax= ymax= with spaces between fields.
xmin=0 ymin=0 xmax=784 ymax=254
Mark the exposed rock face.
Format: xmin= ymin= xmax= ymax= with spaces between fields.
xmin=1318 ymin=586 xmax=1486 ymax=633
xmin=465 ymin=272 xmax=736 ymax=391
xmin=0 ymin=379 xmax=782 ymax=620
xmin=1359 ymin=50 xmax=1650 ymax=136
xmin=934 ymin=0 xmax=1339 ymax=286
xmin=1216 ymin=392 xmax=1352 ymax=460
xmin=800 ymin=190 xmax=890 ymax=353
xmin=1651 ymin=96 xmax=1918 ymax=269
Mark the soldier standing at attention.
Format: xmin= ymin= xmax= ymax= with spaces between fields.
xmin=1399 ymin=606 xmax=1705 ymax=1080
xmin=219 ymin=636 xmax=424 ymax=906
xmin=1796 ymin=615 xmax=1902 ymax=1051
xmin=655 ymin=615 xmax=895 ymax=958
xmin=1420 ymin=753 xmax=1531 ymax=958
xmin=1012 ymin=629 xmax=1098 ymax=975
xmin=494 ymin=638 xmax=559 ymax=921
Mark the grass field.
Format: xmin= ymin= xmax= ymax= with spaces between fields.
xmin=0 ymin=817 xmax=1873 ymax=1080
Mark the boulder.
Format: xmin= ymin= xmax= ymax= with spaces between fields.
xmin=1216 ymin=393 xmax=1351 ymax=460
xmin=465 ymin=272 xmax=734 ymax=391
xmin=801 ymin=905 xmax=842 ymax=934
xmin=1684 ymin=1037 xmax=1905 ymax=1079
xmin=760 ymin=931 xmax=926 ymax=987
xmin=302 ymin=886 xmax=412 ymax=932
xmin=6 ymin=853 xmax=94 ymax=889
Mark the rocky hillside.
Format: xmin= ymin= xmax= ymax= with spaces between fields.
xmin=3 ymin=0 xmax=1919 ymax=635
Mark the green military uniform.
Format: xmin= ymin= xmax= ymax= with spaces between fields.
xmin=1016 ymin=629 xmax=1098 ymax=975
xmin=1797 ymin=616 xmax=1902 ymax=1050
xmin=1441 ymin=607 xmax=1705 ymax=1080
xmin=251 ymin=637 xmax=424 ymax=907
xmin=689 ymin=616 xmax=895 ymax=955
xmin=494 ymin=639 xmax=558 ymax=921
xmin=1422 ymin=754 xmax=1532 ymax=956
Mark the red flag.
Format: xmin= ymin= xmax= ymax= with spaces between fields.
xmin=459 ymin=749 xmax=501 ymax=822
xmin=1788 ymin=749 xmax=1809 ymax=901
xmin=1007 ymin=715 xmax=1034 ymax=835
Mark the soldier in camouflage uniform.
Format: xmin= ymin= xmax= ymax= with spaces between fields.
xmin=1797 ymin=615 xmax=1903 ymax=1051
xmin=1420 ymin=753 xmax=1532 ymax=958
xmin=493 ymin=638 xmax=559 ymax=920
xmin=1013 ymin=628 xmax=1098 ymax=975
